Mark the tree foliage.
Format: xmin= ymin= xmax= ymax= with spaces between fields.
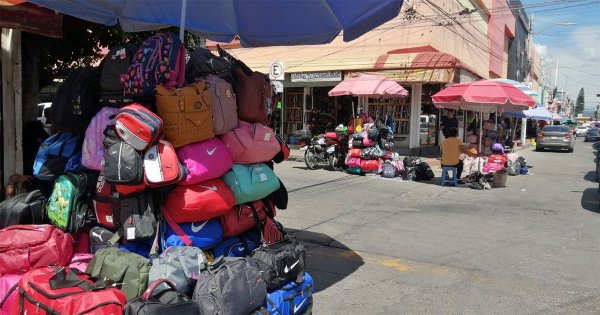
xmin=575 ymin=87 xmax=585 ymax=115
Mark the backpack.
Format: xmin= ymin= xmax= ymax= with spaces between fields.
xmin=192 ymin=256 xmax=267 ymax=315
xmin=266 ymin=272 xmax=314 ymax=315
xmin=205 ymin=75 xmax=239 ymax=135
xmin=381 ymin=161 xmax=397 ymax=178
xmin=0 ymin=190 xmax=45 ymax=229
xmin=46 ymin=172 xmax=98 ymax=233
xmin=415 ymin=162 xmax=435 ymax=181
xmin=86 ymin=247 xmax=150 ymax=302
xmin=222 ymin=163 xmax=281 ymax=205
xmin=149 ymin=247 xmax=209 ymax=296
xmin=93 ymin=174 xmax=121 ymax=229
xmin=185 ymin=48 xmax=234 ymax=85
xmin=123 ymin=33 xmax=185 ymax=98
xmin=82 ymin=107 xmax=119 ymax=171
xmin=0 ymin=224 xmax=73 ymax=276
xmin=51 ymin=67 xmax=102 ymax=134
xmin=15 ymin=267 xmax=126 ymax=314
xmin=219 ymin=121 xmax=281 ymax=164
xmin=235 ymin=71 xmax=272 ymax=125
xmin=104 ymin=141 xmax=144 ymax=185
xmin=403 ymin=156 xmax=421 ymax=167
xmin=100 ymin=43 xmax=139 ymax=106
xmin=33 ymin=132 xmax=82 ymax=181
xmin=124 ymin=279 xmax=200 ymax=315
xmin=163 ymin=179 xmax=236 ymax=223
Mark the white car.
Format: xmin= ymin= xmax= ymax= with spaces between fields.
xmin=576 ymin=126 xmax=589 ymax=137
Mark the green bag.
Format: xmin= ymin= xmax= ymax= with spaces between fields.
xmin=86 ymin=247 xmax=150 ymax=302
xmin=46 ymin=172 xmax=97 ymax=232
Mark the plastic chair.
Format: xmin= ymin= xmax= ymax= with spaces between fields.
xmin=440 ymin=166 xmax=459 ymax=186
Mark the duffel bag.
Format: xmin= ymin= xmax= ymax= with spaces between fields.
xmin=346 ymin=166 xmax=361 ymax=175
xmin=149 ymin=246 xmax=209 ymax=296
xmin=249 ymin=234 xmax=305 ymax=291
xmin=86 ymin=247 xmax=150 ymax=302
xmin=403 ymin=156 xmax=421 ymax=167
xmin=156 ymin=81 xmax=214 ymax=148
xmin=360 ymin=159 xmax=381 ymax=172
xmin=162 ymin=213 xmax=223 ymax=249
xmin=205 ymin=75 xmax=239 ymax=135
xmin=346 ymin=156 xmax=361 ymax=168
xmin=176 ymin=137 xmax=233 ymax=185
xmin=0 ymin=190 xmax=45 ymax=229
xmin=15 ymin=267 xmax=126 ymax=314
xmin=262 ymin=216 xmax=285 ymax=245
xmin=69 ymin=253 xmax=94 ymax=273
xmin=266 ymin=272 xmax=314 ymax=315
xmin=33 ymin=132 xmax=82 ymax=181
xmin=144 ymin=140 xmax=185 ymax=187
xmin=163 ymin=179 xmax=235 ymax=223
xmin=115 ymin=103 xmax=163 ymax=151
xmin=219 ymin=121 xmax=280 ymax=164
xmin=211 ymin=231 xmax=261 ymax=258
xmin=349 ymin=148 xmax=362 ymax=158
xmin=363 ymin=136 xmax=376 ymax=147
xmin=222 ymin=163 xmax=281 ymax=205
xmin=192 ymin=256 xmax=267 ymax=315
xmin=361 ymin=146 xmax=383 ymax=160
xmin=220 ymin=199 xmax=275 ymax=237
xmin=0 ymin=274 xmax=20 ymax=315
xmin=46 ymin=172 xmax=98 ymax=233
xmin=104 ymin=141 xmax=144 ymax=185
xmin=124 ymin=279 xmax=200 ymax=314
xmin=351 ymin=138 xmax=364 ymax=148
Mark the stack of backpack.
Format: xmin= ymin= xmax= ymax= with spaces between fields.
xmin=0 ymin=32 xmax=313 ymax=315
xmin=345 ymin=121 xmax=391 ymax=175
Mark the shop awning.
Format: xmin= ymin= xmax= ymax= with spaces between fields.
xmin=0 ymin=1 xmax=62 ymax=38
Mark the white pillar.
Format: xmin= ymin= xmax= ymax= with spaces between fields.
xmin=409 ymin=84 xmax=422 ymax=150
xmin=302 ymin=86 xmax=309 ymax=132
xmin=2 ymin=28 xmax=23 ymax=185
xmin=520 ymin=118 xmax=527 ymax=147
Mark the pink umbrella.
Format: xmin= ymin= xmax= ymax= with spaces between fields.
xmin=432 ymin=80 xmax=536 ymax=113
xmin=328 ymin=74 xmax=408 ymax=98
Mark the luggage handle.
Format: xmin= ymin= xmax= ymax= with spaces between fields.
xmin=49 ymin=267 xmax=96 ymax=291
xmin=142 ymin=279 xmax=178 ymax=300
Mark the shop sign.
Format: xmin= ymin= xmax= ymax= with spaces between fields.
xmin=290 ymin=71 xmax=342 ymax=82
xmin=269 ymin=61 xmax=285 ymax=81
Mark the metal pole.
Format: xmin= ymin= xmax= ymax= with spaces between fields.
xmin=179 ymin=0 xmax=188 ymax=41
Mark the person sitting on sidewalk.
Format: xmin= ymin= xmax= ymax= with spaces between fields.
xmin=441 ymin=128 xmax=479 ymax=180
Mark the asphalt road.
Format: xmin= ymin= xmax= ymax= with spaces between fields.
xmin=274 ymin=138 xmax=600 ymax=314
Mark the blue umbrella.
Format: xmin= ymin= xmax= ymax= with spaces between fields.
xmin=504 ymin=103 xmax=553 ymax=120
xmin=27 ymin=0 xmax=404 ymax=46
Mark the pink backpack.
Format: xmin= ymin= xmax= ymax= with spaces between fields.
xmin=482 ymin=162 xmax=504 ymax=173
xmin=219 ymin=121 xmax=280 ymax=164
xmin=205 ymin=75 xmax=239 ymax=135
xmin=82 ymin=107 xmax=118 ymax=171
xmin=346 ymin=156 xmax=361 ymax=168
xmin=176 ymin=138 xmax=233 ymax=185
xmin=0 ymin=274 xmax=20 ymax=315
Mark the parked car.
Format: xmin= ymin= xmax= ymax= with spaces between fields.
xmin=585 ymin=128 xmax=600 ymax=142
xmin=576 ymin=125 xmax=589 ymax=136
xmin=536 ymin=125 xmax=575 ymax=152
xmin=37 ymin=102 xmax=52 ymax=125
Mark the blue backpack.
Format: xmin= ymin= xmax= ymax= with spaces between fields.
xmin=162 ymin=218 xmax=223 ymax=250
xmin=266 ymin=272 xmax=314 ymax=315
xmin=211 ymin=231 xmax=261 ymax=258
xmin=222 ymin=163 xmax=281 ymax=205
xmin=33 ymin=132 xmax=82 ymax=181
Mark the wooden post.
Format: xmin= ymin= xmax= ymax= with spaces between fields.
xmin=2 ymin=28 xmax=23 ymax=185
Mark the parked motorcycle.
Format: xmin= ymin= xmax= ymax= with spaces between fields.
xmin=300 ymin=134 xmax=329 ymax=170
xmin=324 ymin=131 xmax=349 ymax=171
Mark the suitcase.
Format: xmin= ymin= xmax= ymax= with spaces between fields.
xmin=0 ymin=190 xmax=45 ymax=229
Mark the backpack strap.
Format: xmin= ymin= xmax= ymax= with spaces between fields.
xmin=161 ymin=206 xmax=193 ymax=246
xmin=0 ymin=283 xmax=18 ymax=308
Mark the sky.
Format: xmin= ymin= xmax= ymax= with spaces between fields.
xmin=521 ymin=0 xmax=600 ymax=113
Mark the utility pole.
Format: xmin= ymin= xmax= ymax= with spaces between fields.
xmin=554 ymin=60 xmax=559 ymax=88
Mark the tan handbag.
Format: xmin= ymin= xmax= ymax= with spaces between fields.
xmin=156 ymin=81 xmax=214 ymax=148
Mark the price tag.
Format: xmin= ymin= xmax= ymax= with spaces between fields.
xmin=127 ymin=227 xmax=136 ymax=240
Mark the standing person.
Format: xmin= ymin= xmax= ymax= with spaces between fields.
xmin=441 ymin=128 xmax=478 ymax=180
xmin=441 ymin=110 xmax=459 ymax=139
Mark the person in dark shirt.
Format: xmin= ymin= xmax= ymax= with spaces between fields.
xmin=441 ymin=110 xmax=459 ymax=138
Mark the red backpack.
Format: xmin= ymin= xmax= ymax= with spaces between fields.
xmin=14 ymin=267 xmax=126 ymax=314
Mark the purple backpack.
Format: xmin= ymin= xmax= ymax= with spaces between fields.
xmin=123 ymin=33 xmax=186 ymax=98
xmin=82 ymin=107 xmax=119 ymax=171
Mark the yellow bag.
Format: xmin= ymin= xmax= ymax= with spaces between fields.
xmin=354 ymin=117 xmax=363 ymax=132
xmin=156 ymin=81 xmax=214 ymax=148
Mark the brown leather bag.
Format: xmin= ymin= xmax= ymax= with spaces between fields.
xmin=156 ymin=81 xmax=214 ymax=148
xmin=235 ymin=70 xmax=272 ymax=125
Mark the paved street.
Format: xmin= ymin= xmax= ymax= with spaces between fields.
xmin=274 ymin=139 xmax=600 ymax=314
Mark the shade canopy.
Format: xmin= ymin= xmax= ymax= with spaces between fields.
xmin=504 ymin=103 xmax=554 ymax=120
xmin=431 ymin=80 xmax=536 ymax=113
xmin=328 ymin=74 xmax=409 ymax=98
xmin=490 ymin=78 xmax=538 ymax=97
xmin=27 ymin=0 xmax=404 ymax=47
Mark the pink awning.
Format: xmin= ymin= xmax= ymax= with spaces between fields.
xmin=328 ymin=74 xmax=408 ymax=98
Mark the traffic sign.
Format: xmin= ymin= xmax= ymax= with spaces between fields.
xmin=269 ymin=61 xmax=284 ymax=81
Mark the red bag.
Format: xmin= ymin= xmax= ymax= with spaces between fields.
xmin=93 ymin=174 xmax=120 ymax=229
xmin=116 ymin=183 xmax=146 ymax=195
xmin=144 ymin=140 xmax=185 ymax=187
xmin=0 ymin=274 xmax=20 ymax=315
xmin=70 ymin=229 xmax=90 ymax=254
xmin=163 ymin=179 xmax=235 ymax=223
xmin=350 ymin=148 xmax=362 ymax=158
xmin=0 ymin=225 xmax=73 ymax=276
xmin=115 ymin=103 xmax=163 ymax=151
xmin=272 ymin=134 xmax=290 ymax=164
xmin=220 ymin=199 xmax=276 ymax=237
xmin=235 ymin=71 xmax=271 ymax=125
xmin=262 ymin=217 xmax=284 ymax=245
xmin=360 ymin=159 xmax=381 ymax=172
xmin=13 ymin=267 xmax=125 ymax=315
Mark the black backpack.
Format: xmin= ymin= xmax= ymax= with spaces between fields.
xmin=104 ymin=141 xmax=144 ymax=185
xmin=185 ymin=47 xmax=233 ymax=85
xmin=415 ymin=162 xmax=435 ymax=181
xmin=0 ymin=190 xmax=46 ymax=229
xmin=99 ymin=43 xmax=139 ymax=106
xmin=52 ymin=67 xmax=102 ymax=134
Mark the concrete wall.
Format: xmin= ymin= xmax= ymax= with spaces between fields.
xmin=507 ymin=0 xmax=529 ymax=82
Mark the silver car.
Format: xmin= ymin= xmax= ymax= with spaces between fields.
xmin=536 ymin=125 xmax=575 ymax=152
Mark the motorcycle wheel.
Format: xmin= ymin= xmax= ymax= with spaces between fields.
xmin=329 ymin=154 xmax=343 ymax=171
xmin=304 ymin=149 xmax=319 ymax=170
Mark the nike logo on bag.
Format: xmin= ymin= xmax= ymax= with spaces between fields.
xmin=293 ymin=297 xmax=308 ymax=313
xmin=190 ymin=221 xmax=209 ymax=233
xmin=207 ymin=147 xmax=217 ymax=155
xmin=284 ymin=260 xmax=300 ymax=273
xmin=198 ymin=185 xmax=218 ymax=191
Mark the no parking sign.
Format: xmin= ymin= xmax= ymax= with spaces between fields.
xmin=269 ymin=61 xmax=284 ymax=81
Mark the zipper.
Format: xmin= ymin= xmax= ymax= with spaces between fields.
xmin=30 ymin=281 xmax=86 ymax=299
xmin=21 ymin=289 xmax=57 ymax=314
xmin=77 ymin=300 xmax=123 ymax=314
xmin=117 ymin=142 xmax=123 ymax=181
xmin=120 ymin=108 xmax=162 ymax=133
